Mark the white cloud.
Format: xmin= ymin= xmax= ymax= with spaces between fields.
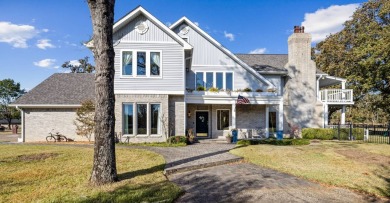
xmin=42 ymin=28 xmax=49 ymax=32
xmin=302 ymin=3 xmax=359 ymax=42
xmin=36 ymin=39 xmax=55 ymax=49
xmin=194 ymin=22 xmax=199 ymax=26
xmin=249 ymin=48 xmax=267 ymax=54
xmin=69 ymin=60 xmax=81 ymax=67
xmin=0 ymin=21 xmax=38 ymax=48
xmin=224 ymin=31 xmax=235 ymax=41
xmin=33 ymin=59 xmax=56 ymax=68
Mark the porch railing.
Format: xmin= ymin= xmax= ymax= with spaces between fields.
xmin=319 ymin=89 xmax=353 ymax=103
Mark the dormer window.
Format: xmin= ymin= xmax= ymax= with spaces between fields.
xmin=121 ymin=50 xmax=162 ymax=78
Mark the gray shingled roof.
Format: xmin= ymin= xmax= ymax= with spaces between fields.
xmin=235 ymin=54 xmax=288 ymax=74
xmin=235 ymin=54 xmax=328 ymax=75
xmin=12 ymin=73 xmax=95 ymax=105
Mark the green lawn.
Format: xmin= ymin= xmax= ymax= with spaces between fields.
xmin=0 ymin=144 xmax=182 ymax=203
xmin=231 ymin=141 xmax=390 ymax=198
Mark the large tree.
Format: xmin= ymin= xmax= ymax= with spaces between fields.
xmin=62 ymin=56 xmax=95 ymax=73
xmin=0 ymin=79 xmax=25 ymax=129
xmin=314 ymin=0 xmax=390 ymax=117
xmin=87 ymin=0 xmax=117 ymax=185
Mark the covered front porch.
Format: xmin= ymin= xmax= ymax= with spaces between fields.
xmin=185 ymin=92 xmax=284 ymax=139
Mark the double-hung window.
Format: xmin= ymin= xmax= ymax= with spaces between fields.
xmin=121 ymin=50 xmax=161 ymax=77
xmin=195 ymin=72 xmax=233 ymax=90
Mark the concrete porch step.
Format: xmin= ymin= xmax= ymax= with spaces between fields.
xmin=164 ymin=157 xmax=243 ymax=176
xmin=197 ymin=138 xmax=231 ymax=144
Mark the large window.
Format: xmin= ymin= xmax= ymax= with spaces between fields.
xmin=123 ymin=103 xmax=161 ymax=136
xmin=123 ymin=104 xmax=134 ymax=134
xmin=121 ymin=50 xmax=161 ymax=77
xmin=150 ymin=104 xmax=161 ymax=134
xmin=137 ymin=104 xmax=147 ymax=134
xmin=217 ymin=110 xmax=230 ymax=130
xmin=195 ymin=72 xmax=233 ymax=90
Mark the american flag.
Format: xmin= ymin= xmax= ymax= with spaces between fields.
xmin=237 ymin=95 xmax=250 ymax=104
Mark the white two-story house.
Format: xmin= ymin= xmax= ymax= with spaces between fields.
xmin=12 ymin=6 xmax=353 ymax=142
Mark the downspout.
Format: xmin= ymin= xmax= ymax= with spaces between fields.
xmin=15 ymin=106 xmax=25 ymax=142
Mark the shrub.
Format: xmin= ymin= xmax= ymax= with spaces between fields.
xmin=237 ymin=139 xmax=310 ymax=146
xmin=255 ymin=88 xmax=263 ymax=92
xmin=338 ymin=128 xmax=364 ymax=140
xmin=208 ymin=87 xmax=219 ymax=92
xmin=302 ymin=128 xmax=335 ymax=140
xmin=243 ymin=87 xmax=252 ymax=92
xmin=167 ymin=136 xmax=187 ymax=144
xmin=196 ymin=86 xmax=205 ymax=91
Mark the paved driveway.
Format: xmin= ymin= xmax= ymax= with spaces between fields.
xmin=148 ymin=143 xmax=384 ymax=203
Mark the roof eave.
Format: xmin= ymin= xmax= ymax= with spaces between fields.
xmin=9 ymin=104 xmax=82 ymax=108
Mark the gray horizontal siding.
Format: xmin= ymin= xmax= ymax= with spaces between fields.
xmin=114 ymin=42 xmax=184 ymax=92
xmin=114 ymin=14 xmax=176 ymax=43
xmin=264 ymin=75 xmax=283 ymax=95
xmin=173 ymin=22 xmax=236 ymax=66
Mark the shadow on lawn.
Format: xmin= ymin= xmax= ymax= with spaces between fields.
xmin=76 ymin=180 xmax=182 ymax=203
xmin=118 ymin=164 xmax=165 ymax=181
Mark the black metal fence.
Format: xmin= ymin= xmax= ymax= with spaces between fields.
xmin=328 ymin=123 xmax=390 ymax=144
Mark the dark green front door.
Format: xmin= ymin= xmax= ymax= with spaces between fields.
xmin=196 ymin=111 xmax=209 ymax=137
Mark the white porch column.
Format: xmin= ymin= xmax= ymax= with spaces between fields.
xmin=265 ymin=105 xmax=269 ymax=138
xmin=341 ymin=105 xmax=346 ymax=125
xmin=324 ymin=104 xmax=329 ymax=128
xmin=278 ymin=102 xmax=284 ymax=132
xmin=231 ymin=103 xmax=236 ymax=129
xmin=341 ymin=81 xmax=346 ymax=89
xmin=184 ymin=103 xmax=187 ymax=135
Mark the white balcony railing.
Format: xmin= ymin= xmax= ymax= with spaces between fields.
xmin=319 ymin=89 xmax=353 ymax=104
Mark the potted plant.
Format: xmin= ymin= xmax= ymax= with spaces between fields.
xmin=226 ymin=133 xmax=232 ymax=143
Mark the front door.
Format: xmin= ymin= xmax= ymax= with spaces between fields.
xmin=196 ymin=111 xmax=209 ymax=137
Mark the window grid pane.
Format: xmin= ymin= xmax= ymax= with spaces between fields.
xmin=206 ymin=72 xmax=213 ymax=90
xmin=150 ymin=104 xmax=160 ymax=134
xmin=150 ymin=52 xmax=160 ymax=76
xmin=137 ymin=104 xmax=147 ymax=134
xmin=196 ymin=72 xmax=204 ymax=88
xmin=226 ymin=73 xmax=233 ymax=91
xmin=216 ymin=72 xmax=223 ymax=89
xmin=122 ymin=51 xmax=133 ymax=75
xmin=123 ymin=104 xmax=133 ymax=134
xmin=137 ymin=52 xmax=146 ymax=75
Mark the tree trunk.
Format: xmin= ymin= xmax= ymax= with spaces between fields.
xmin=87 ymin=0 xmax=118 ymax=185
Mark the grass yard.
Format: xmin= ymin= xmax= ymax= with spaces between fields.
xmin=231 ymin=141 xmax=390 ymax=198
xmin=0 ymin=144 xmax=182 ymax=203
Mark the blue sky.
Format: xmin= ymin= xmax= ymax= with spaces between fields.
xmin=0 ymin=0 xmax=364 ymax=90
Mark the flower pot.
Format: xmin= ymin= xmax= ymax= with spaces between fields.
xmin=226 ymin=137 xmax=232 ymax=143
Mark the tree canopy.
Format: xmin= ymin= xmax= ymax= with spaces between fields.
xmin=0 ymin=79 xmax=26 ymax=129
xmin=62 ymin=56 xmax=95 ymax=73
xmin=314 ymin=0 xmax=390 ymax=118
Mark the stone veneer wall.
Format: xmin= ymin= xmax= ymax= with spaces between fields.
xmin=236 ymin=105 xmax=266 ymax=139
xmin=23 ymin=108 xmax=92 ymax=142
xmin=115 ymin=94 xmax=169 ymax=143
xmin=168 ymin=95 xmax=185 ymax=136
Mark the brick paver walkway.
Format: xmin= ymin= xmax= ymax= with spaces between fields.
xmin=147 ymin=143 xmax=242 ymax=175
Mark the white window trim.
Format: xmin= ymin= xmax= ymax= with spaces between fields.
xmin=122 ymin=103 xmax=135 ymax=137
xmin=120 ymin=49 xmax=163 ymax=79
xmin=216 ymin=109 xmax=230 ymax=131
xmin=194 ymin=71 xmax=234 ymax=90
xmin=150 ymin=103 xmax=162 ymax=136
xmin=122 ymin=102 xmax=163 ymax=137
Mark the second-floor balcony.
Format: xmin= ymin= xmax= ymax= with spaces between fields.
xmin=319 ymin=89 xmax=354 ymax=104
